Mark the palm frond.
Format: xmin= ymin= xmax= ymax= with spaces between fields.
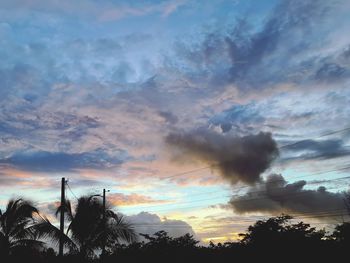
xmin=105 ymin=210 xmax=137 ymax=243
xmin=30 ymin=216 xmax=78 ymax=253
xmin=10 ymin=223 xmax=35 ymax=241
xmin=11 ymin=239 xmax=45 ymax=250
xmin=1 ymin=198 xmax=38 ymax=240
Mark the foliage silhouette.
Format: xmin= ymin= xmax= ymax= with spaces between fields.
xmin=239 ymin=214 xmax=326 ymax=247
xmin=0 ymin=198 xmax=43 ymax=259
xmin=332 ymin=222 xmax=350 ymax=245
xmin=34 ymin=195 xmax=136 ymax=260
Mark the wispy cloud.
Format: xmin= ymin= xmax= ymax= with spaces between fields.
xmin=109 ymin=193 xmax=171 ymax=207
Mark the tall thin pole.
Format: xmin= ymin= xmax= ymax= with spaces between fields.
xmin=102 ymin=189 xmax=106 ymax=257
xmin=103 ymin=189 xmax=106 ymax=216
xmin=59 ymin=177 xmax=65 ymax=257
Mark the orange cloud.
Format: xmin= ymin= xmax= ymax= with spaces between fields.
xmin=108 ymin=193 xmax=170 ymax=207
xmin=0 ymin=166 xmax=35 ymax=178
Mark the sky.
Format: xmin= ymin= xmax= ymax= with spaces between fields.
xmin=1 ymin=0 xmax=350 ymax=244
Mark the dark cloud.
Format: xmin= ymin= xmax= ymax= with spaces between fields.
xmin=220 ymin=123 xmax=232 ymax=133
xmin=0 ymin=149 xmax=130 ymax=172
xmin=281 ymin=138 xmax=350 ymax=160
xmin=230 ymin=174 xmax=348 ymax=218
xmin=165 ymin=130 xmax=279 ymax=185
xmin=158 ymin=111 xmax=178 ymax=125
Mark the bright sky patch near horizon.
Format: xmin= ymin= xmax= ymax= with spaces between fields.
xmin=1 ymin=0 xmax=350 ymax=243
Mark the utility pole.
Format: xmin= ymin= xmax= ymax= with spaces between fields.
xmin=102 ymin=188 xmax=109 ymax=258
xmin=59 ymin=177 xmax=66 ymax=258
xmin=103 ymin=188 xmax=106 ymax=219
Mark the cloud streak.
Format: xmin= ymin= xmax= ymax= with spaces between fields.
xmin=281 ymin=138 xmax=350 ymax=161
xmin=109 ymin=193 xmax=171 ymax=207
xmin=0 ymin=0 xmax=187 ymax=21
xmin=0 ymin=149 xmax=130 ymax=172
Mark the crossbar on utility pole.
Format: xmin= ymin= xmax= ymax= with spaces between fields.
xmin=59 ymin=177 xmax=66 ymax=258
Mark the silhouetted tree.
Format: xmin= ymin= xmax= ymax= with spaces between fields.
xmin=345 ymin=193 xmax=350 ymax=214
xmin=108 ymin=231 xmax=199 ymax=263
xmin=34 ymin=195 xmax=136 ymax=260
xmin=331 ymin=193 xmax=350 ymax=244
xmin=332 ymin=222 xmax=350 ymax=243
xmin=140 ymin=231 xmax=198 ymax=250
xmin=239 ymin=214 xmax=325 ymax=248
xmin=0 ymin=199 xmax=43 ymax=259
xmin=239 ymin=215 xmax=292 ymax=246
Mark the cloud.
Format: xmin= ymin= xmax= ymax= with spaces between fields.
xmin=209 ymin=103 xmax=265 ymax=133
xmin=0 ymin=174 xmax=26 ymax=187
xmin=315 ymin=63 xmax=348 ymax=82
xmin=229 ymin=174 xmax=348 ymax=219
xmin=165 ymin=129 xmax=279 ymax=185
xmin=0 ymin=0 xmax=187 ymax=21
xmin=108 ymin=193 xmax=170 ymax=207
xmin=281 ymin=138 xmax=350 ymax=161
xmin=173 ymin=0 xmax=350 ymax=92
xmin=111 ymin=61 xmax=136 ymax=83
xmin=0 ymin=169 xmax=63 ymax=191
xmin=0 ymin=149 xmax=130 ymax=172
xmin=127 ymin=211 xmax=195 ymax=239
xmin=158 ymin=111 xmax=179 ymax=125
xmin=0 ymin=0 xmax=349 ymax=203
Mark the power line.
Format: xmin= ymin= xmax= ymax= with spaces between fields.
xmin=116 ymin=164 xmax=350 ymax=212
xmin=132 ymin=183 xmax=348 ymax=214
xmin=105 ymin=127 xmax=350 ymax=210
xmin=157 ymin=126 xmax=350 ymax=181
xmin=279 ymin=126 xmax=350 ymax=149
xmin=59 ymin=180 xmax=350 ymax=229
xmin=161 ymin=165 xmax=214 ymax=180
xmin=66 ymin=181 xmax=79 ymax=201
xmin=139 ymin=163 xmax=350 ymax=203
xmin=50 ymin=127 xmax=350 ymax=231
xmin=119 ymin=166 xmax=350 ymax=211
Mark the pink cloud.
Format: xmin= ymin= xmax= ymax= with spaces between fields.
xmin=108 ymin=192 xmax=171 ymax=207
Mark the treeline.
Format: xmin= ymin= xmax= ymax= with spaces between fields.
xmin=108 ymin=215 xmax=350 ymax=263
xmin=1 ymin=196 xmax=350 ymax=263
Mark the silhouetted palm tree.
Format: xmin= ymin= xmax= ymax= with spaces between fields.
xmin=35 ymin=195 xmax=136 ymax=259
xmin=0 ymin=198 xmax=43 ymax=258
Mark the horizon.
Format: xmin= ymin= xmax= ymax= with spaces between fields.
xmin=1 ymin=0 xmax=350 ymax=244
